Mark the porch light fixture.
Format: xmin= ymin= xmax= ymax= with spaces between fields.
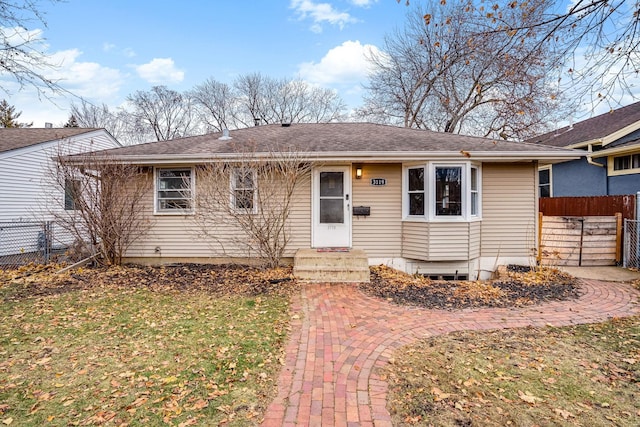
xmin=355 ymin=166 xmax=363 ymax=179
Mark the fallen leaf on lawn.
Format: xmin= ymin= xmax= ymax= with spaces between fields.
xmin=178 ymin=419 xmax=198 ymax=427
xmin=518 ymin=390 xmax=542 ymax=404
xmin=431 ymin=387 xmax=451 ymax=401
xmin=190 ymin=399 xmax=208 ymax=411
xmin=2 ymin=418 xmax=13 ymax=425
xmin=554 ymin=408 xmax=575 ymax=419
xmin=622 ymin=358 xmax=636 ymax=365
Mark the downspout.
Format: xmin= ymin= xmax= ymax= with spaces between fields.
xmin=586 ymin=143 xmax=607 ymax=194
xmin=586 ymin=143 xmax=604 ymax=168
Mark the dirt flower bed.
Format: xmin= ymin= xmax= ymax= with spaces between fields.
xmin=0 ymin=263 xmax=299 ymax=302
xmin=361 ymin=265 xmax=580 ymax=309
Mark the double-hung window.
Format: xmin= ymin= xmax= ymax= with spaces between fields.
xmin=156 ymin=168 xmax=193 ymax=213
xmin=232 ymin=168 xmax=257 ymax=213
xmin=470 ymin=166 xmax=479 ymax=216
xmin=407 ymin=167 xmax=425 ymax=216
xmin=538 ymin=167 xmax=551 ymax=197
xmin=64 ymin=178 xmax=81 ymax=211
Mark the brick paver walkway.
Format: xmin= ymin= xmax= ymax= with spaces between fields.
xmin=261 ymin=279 xmax=640 ymax=426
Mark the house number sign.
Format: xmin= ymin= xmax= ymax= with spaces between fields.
xmin=370 ymin=178 xmax=387 ymax=186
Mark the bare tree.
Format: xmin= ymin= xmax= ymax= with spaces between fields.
xmin=0 ymin=0 xmax=63 ymax=96
xmin=194 ymin=143 xmax=313 ymax=268
xmin=190 ymin=78 xmax=237 ymax=132
xmin=364 ymin=0 xmax=566 ymax=139
xmin=401 ymin=0 xmax=640 ymax=108
xmin=48 ymin=148 xmax=153 ymax=265
xmin=233 ymin=73 xmax=345 ymax=127
xmin=69 ymin=99 xmax=143 ymax=144
xmin=127 ymin=85 xmax=198 ymax=141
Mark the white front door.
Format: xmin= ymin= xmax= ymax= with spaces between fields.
xmin=312 ymin=166 xmax=351 ymax=248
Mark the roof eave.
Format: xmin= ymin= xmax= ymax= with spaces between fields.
xmin=79 ymin=150 xmax=583 ymax=165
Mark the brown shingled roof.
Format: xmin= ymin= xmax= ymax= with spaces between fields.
xmin=91 ymin=122 xmax=577 ymax=162
xmin=0 ymin=128 xmax=100 ymax=153
xmin=527 ymin=101 xmax=640 ymax=147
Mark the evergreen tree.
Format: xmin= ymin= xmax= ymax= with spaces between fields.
xmin=64 ymin=115 xmax=80 ymax=128
xmin=0 ymin=99 xmax=32 ymax=128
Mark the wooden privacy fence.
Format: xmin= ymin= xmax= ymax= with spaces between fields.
xmin=539 ymin=195 xmax=635 ymax=220
xmin=538 ymin=213 xmax=622 ymax=266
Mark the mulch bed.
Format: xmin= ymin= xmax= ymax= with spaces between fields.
xmin=2 ymin=263 xmax=581 ymax=309
xmin=0 ymin=263 xmax=299 ymax=302
xmin=361 ymin=265 xmax=581 ymax=309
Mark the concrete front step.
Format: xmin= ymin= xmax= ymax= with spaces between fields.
xmin=293 ymin=248 xmax=370 ymax=283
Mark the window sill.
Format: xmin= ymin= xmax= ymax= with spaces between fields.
xmin=154 ymin=211 xmax=195 ymax=216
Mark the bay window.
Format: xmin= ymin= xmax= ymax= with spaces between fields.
xmin=403 ymin=163 xmax=480 ymax=220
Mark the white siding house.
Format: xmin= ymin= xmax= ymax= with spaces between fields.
xmin=0 ymin=128 xmax=121 ymax=257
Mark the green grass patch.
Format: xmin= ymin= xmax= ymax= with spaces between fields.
xmin=0 ymin=284 xmax=290 ymax=426
xmin=386 ymin=316 xmax=640 ymax=426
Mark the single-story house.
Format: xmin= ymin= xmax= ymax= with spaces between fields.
xmin=528 ymin=101 xmax=640 ymax=197
xmin=82 ymin=123 xmax=579 ymax=279
xmin=0 ymin=128 xmax=121 ymax=257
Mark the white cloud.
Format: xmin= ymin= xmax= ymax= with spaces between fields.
xmin=122 ymin=47 xmax=136 ymax=58
xmin=135 ymin=57 xmax=184 ymax=84
xmin=290 ymin=0 xmax=358 ymax=32
xmin=102 ymin=42 xmax=115 ymax=52
xmin=298 ymin=40 xmax=381 ymax=108
xmin=46 ymin=49 xmax=124 ymax=98
xmin=298 ymin=40 xmax=380 ymax=86
xmin=350 ymin=0 xmax=377 ymax=6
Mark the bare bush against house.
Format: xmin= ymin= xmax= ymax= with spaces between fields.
xmin=194 ymin=144 xmax=312 ymax=268
xmin=49 ymin=149 xmax=152 ymax=265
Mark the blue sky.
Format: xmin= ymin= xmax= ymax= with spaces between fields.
xmin=3 ymin=0 xmax=636 ymax=128
xmin=6 ymin=0 xmax=408 ymax=127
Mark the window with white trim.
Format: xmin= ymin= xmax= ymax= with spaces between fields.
xmin=64 ymin=178 xmax=81 ymax=211
xmin=232 ymin=168 xmax=257 ymax=212
xmin=156 ymin=168 xmax=193 ymax=213
xmin=470 ymin=166 xmax=479 ymax=216
xmin=435 ymin=166 xmax=462 ymax=216
xmin=538 ymin=167 xmax=551 ymax=197
xmin=407 ymin=167 xmax=425 ymax=216
xmin=403 ymin=163 xmax=480 ymax=220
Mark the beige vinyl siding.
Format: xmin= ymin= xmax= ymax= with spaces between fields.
xmin=401 ymin=222 xmax=429 ymax=259
xmin=469 ymin=221 xmax=481 ymax=258
xmin=284 ymin=173 xmax=311 ymax=255
xmin=126 ymin=168 xmax=312 ymax=260
xmin=480 ymin=163 xmax=536 ymax=258
xmin=402 ymin=221 xmax=479 ymax=261
xmin=352 ymin=164 xmax=402 ymax=257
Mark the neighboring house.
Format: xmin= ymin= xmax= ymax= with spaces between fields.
xmin=0 ymin=128 xmax=121 ymax=256
xmin=84 ymin=123 xmax=578 ymax=279
xmin=528 ymin=101 xmax=640 ymax=197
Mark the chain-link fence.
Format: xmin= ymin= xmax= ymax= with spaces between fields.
xmin=0 ymin=221 xmax=76 ymax=268
xmin=623 ymin=219 xmax=640 ymax=269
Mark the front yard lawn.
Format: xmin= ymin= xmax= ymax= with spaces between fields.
xmin=386 ymin=316 xmax=640 ymax=426
xmin=0 ymin=264 xmax=296 ymax=426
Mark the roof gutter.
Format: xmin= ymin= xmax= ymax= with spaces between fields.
xmin=587 ymin=143 xmax=605 ymax=167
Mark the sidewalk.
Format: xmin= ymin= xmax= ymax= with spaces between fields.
xmin=261 ymin=279 xmax=640 ymax=426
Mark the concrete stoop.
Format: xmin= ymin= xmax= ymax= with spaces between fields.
xmin=293 ymin=248 xmax=370 ymax=283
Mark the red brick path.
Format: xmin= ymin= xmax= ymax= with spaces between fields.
xmin=261 ymin=280 xmax=640 ymax=426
